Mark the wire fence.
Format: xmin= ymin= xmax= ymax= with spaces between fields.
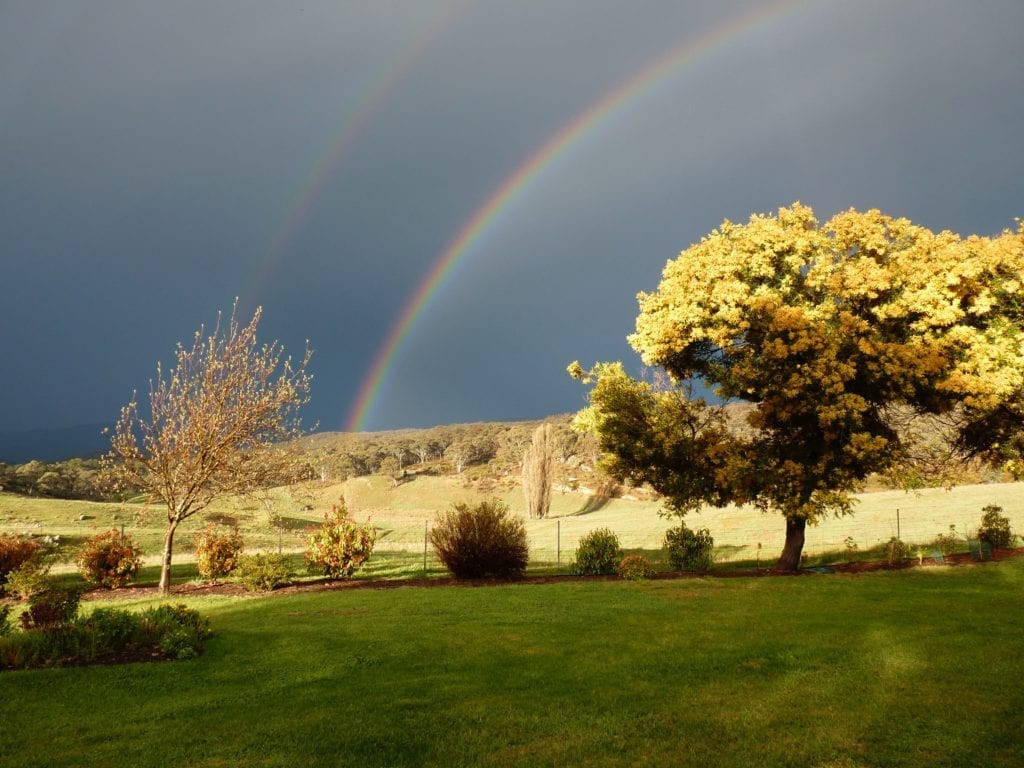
xmin=144 ymin=482 xmax=1021 ymax=571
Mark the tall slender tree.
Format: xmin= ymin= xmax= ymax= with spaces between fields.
xmin=522 ymin=423 xmax=556 ymax=519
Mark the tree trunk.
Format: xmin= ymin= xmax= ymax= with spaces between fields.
xmin=776 ymin=516 xmax=807 ymax=572
xmin=158 ymin=519 xmax=179 ymax=595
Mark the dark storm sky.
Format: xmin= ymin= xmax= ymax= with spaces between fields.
xmin=1 ymin=0 xmax=1021 ymax=440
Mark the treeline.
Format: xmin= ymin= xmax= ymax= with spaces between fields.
xmin=298 ymin=417 xmax=602 ymax=484
xmin=0 ymin=418 xmax=605 ymax=502
xmin=0 ymin=458 xmax=105 ymax=500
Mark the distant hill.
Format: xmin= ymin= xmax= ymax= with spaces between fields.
xmin=0 ymin=423 xmax=109 ymax=463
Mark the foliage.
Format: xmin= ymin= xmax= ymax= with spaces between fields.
xmin=236 ymin=553 xmax=295 ymax=591
xmin=978 ymin=504 xmax=1014 ymax=548
xmin=569 ymin=365 xmax=733 ymax=518
xmin=4 ymin=558 xmax=52 ymax=600
xmin=522 ymin=423 xmax=556 ymax=518
xmin=0 ymin=533 xmax=42 ymax=591
xmin=617 ymin=554 xmax=655 ymax=580
xmin=571 ymin=528 xmax=622 ymax=575
xmin=573 ymin=204 xmax=1024 ymax=570
xmin=0 ymin=601 xmax=211 ymax=669
xmin=194 ymin=524 xmax=245 ymax=580
xmin=19 ymin=584 xmax=83 ymax=630
xmin=0 ymin=604 xmax=12 ymax=637
xmin=932 ymin=525 xmax=962 ymax=556
xmin=664 ymin=524 xmax=715 ymax=572
xmin=304 ymin=497 xmax=377 ymax=579
xmin=886 ymin=537 xmax=911 ymax=566
xmin=429 ymin=499 xmax=528 ymax=579
xmin=104 ymin=302 xmax=312 ymax=593
xmin=76 ymin=529 xmax=142 ymax=588
xmin=0 ymin=457 xmax=106 ymax=500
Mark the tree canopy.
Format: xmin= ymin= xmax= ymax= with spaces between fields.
xmin=573 ymin=203 xmax=1023 ymax=570
xmin=105 ymin=304 xmax=312 ymax=593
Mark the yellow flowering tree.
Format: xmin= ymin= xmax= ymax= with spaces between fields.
xmin=573 ymin=204 xmax=1023 ymax=570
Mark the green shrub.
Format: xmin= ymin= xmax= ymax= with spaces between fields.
xmin=429 ymin=499 xmax=528 ymax=579
xmin=76 ymin=529 xmax=142 ymax=588
xmin=5 ymin=558 xmax=53 ymax=601
xmin=572 ymin=528 xmax=621 ymax=575
xmin=0 ymin=604 xmax=12 ymax=637
xmin=87 ymin=607 xmax=144 ymax=650
xmin=142 ymin=603 xmax=212 ymax=660
xmin=194 ymin=524 xmax=245 ymax=580
xmin=932 ymin=525 xmax=962 ymax=556
xmin=19 ymin=585 xmax=83 ymax=630
xmin=0 ymin=533 xmax=42 ymax=592
xmin=0 ymin=602 xmax=211 ymax=669
xmin=664 ymin=525 xmax=715 ymax=572
xmin=618 ymin=554 xmax=655 ymax=581
xmin=886 ymin=537 xmax=911 ymax=565
xmin=305 ymin=497 xmax=377 ymax=579
xmin=978 ymin=504 xmax=1014 ymax=548
xmin=236 ymin=553 xmax=295 ymax=591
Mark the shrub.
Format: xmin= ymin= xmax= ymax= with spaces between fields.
xmin=4 ymin=559 xmax=52 ymax=601
xmin=236 ymin=553 xmax=294 ymax=591
xmin=572 ymin=528 xmax=622 ymax=575
xmin=0 ymin=604 xmax=12 ymax=637
xmin=194 ymin=524 xmax=245 ymax=580
xmin=0 ymin=602 xmax=211 ymax=669
xmin=19 ymin=585 xmax=83 ymax=630
xmin=978 ymin=504 xmax=1014 ymax=548
xmin=886 ymin=537 xmax=911 ymax=565
xmin=305 ymin=497 xmax=377 ymax=579
xmin=618 ymin=554 xmax=655 ymax=581
xmin=0 ymin=534 xmax=42 ymax=592
xmin=76 ymin=529 xmax=142 ymax=589
xmin=664 ymin=525 xmax=715 ymax=572
xmin=429 ymin=499 xmax=528 ymax=579
xmin=932 ymin=524 xmax=962 ymax=556
xmin=142 ymin=603 xmax=212 ymax=660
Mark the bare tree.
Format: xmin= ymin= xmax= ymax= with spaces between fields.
xmin=522 ymin=423 xmax=555 ymax=518
xmin=105 ymin=304 xmax=312 ymax=594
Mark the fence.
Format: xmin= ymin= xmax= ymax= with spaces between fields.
xmin=190 ymin=481 xmax=1022 ymax=573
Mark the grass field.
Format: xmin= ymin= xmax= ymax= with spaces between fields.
xmin=2 ymin=559 xmax=1023 ymax=767
xmin=3 ymin=477 xmax=1021 ymax=576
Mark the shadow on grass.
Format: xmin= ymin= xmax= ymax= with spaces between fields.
xmin=573 ymin=481 xmax=621 ymax=516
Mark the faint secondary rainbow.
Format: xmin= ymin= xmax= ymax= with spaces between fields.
xmin=345 ymin=0 xmax=807 ymax=432
xmin=241 ymin=0 xmax=468 ymax=304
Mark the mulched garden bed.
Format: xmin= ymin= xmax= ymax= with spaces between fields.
xmin=74 ymin=546 xmax=1024 ymax=601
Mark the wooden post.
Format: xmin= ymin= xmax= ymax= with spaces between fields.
xmin=897 ymin=508 xmax=901 ymax=540
xmin=557 ymin=519 xmax=561 ymax=569
xmin=423 ymin=520 xmax=428 ymax=574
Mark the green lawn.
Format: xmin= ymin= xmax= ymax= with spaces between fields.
xmin=3 ymin=559 xmax=1023 ymax=767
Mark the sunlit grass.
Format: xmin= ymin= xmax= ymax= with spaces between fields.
xmin=3 ymin=479 xmax=1022 ymax=578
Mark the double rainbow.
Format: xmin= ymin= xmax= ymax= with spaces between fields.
xmin=345 ymin=0 xmax=807 ymax=432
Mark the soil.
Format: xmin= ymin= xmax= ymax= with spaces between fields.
xmin=76 ymin=546 xmax=1024 ymax=602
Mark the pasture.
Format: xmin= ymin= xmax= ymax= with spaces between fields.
xmin=2 ymin=477 xmax=1021 ymax=575
xmin=2 ymin=559 xmax=1023 ymax=767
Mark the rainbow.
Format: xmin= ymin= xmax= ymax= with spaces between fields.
xmin=346 ymin=0 xmax=807 ymax=432
xmin=242 ymin=1 xmax=468 ymax=303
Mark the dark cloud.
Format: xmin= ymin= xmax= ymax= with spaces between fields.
xmin=1 ymin=0 xmax=1021 ymax=440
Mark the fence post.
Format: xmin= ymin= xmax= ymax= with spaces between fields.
xmin=897 ymin=508 xmax=901 ymax=540
xmin=557 ymin=519 xmax=561 ymax=570
xmin=423 ymin=520 xmax=428 ymax=574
